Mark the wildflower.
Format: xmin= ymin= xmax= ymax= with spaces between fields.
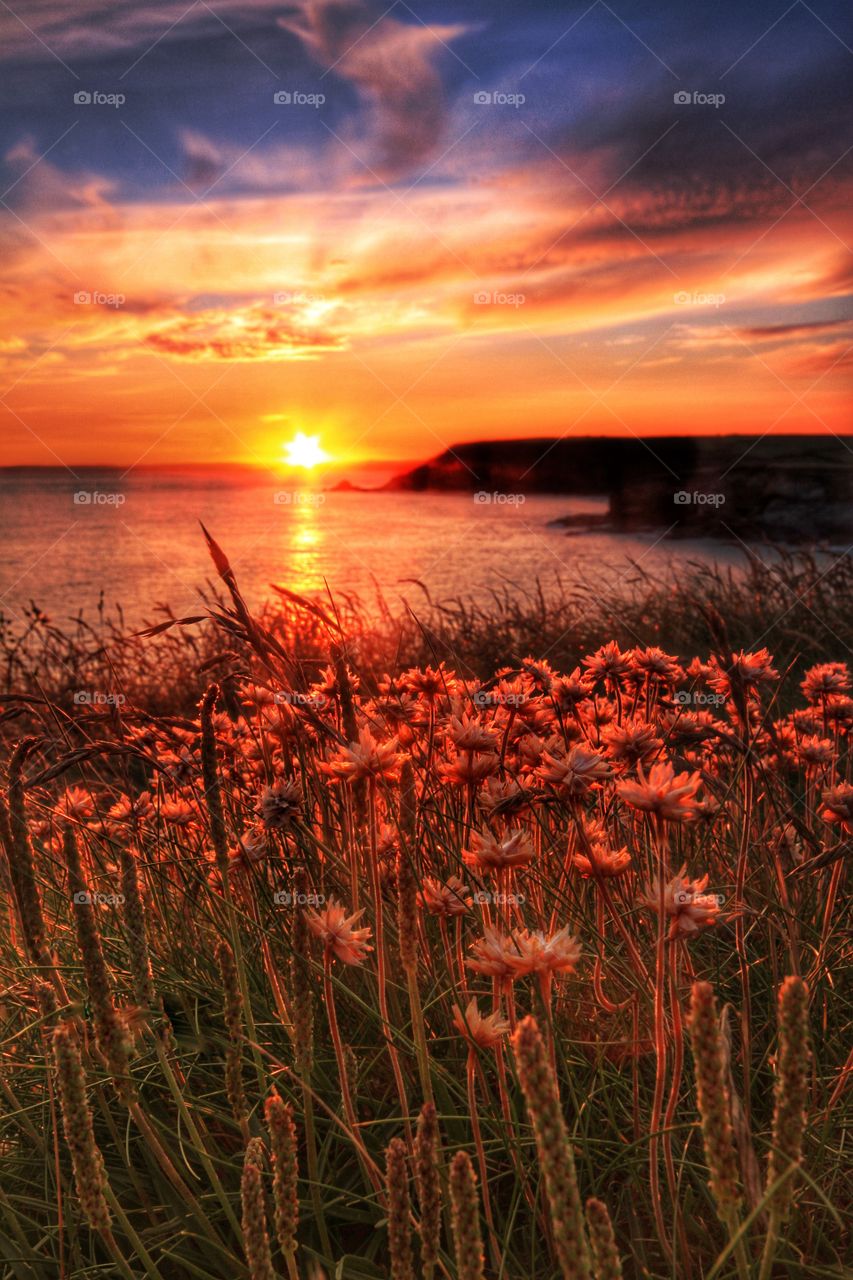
xmin=385 ymin=1137 xmax=414 ymax=1280
xmin=438 ymin=752 xmax=499 ymax=786
xmin=602 ymin=719 xmax=662 ymax=768
xmin=453 ymin=998 xmax=510 ymax=1050
xmin=418 ymin=875 xmax=471 ymax=917
xmin=323 ymin=728 xmax=407 ymax=784
xmin=216 ymin=940 xmax=247 ymax=1136
xmin=449 ymin=1151 xmax=486 ymax=1280
xmin=57 ymin=787 xmax=95 ymax=821
xmin=402 ymin=664 xmax=454 ymax=700
xmin=467 ymin=928 xmax=520 ymax=980
xmin=631 ymin=646 xmax=684 ymax=686
xmin=766 ymin=976 xmax=811 ymax=1222
xmin=107 ymin=792 xmax=154 ymax=828
xmin=801 ymin=661 xmax=850 ymax=702
xmin=256 ymin=778 xmax=302 ymax=829
xmin=414 ymin=1103 xmax=442 ymax=1278
xmin=642 ymin=868 xmax=722 ymax=937
xmin=617 ymin=761 xmax=702 ymax=822
xmin=241 ymin=1139 xmax=274 ymax=1280
xmin=462 ymin=828 xmax=535 ymax=873
xmin=583 ymin=641 xmax=632 ymax=685
xmin=448 ymin=714 xmax=499 ymax=754
xmin=551 ymin=668 xmax=593 ymax=709
xmin=513 ymin=1017 xmax=592 ymax=1280
xmin=159 ymin=796 xmax=198 ymax=827
xmin=53 ymin=1025 xmax=112 ymax=1233
xmin=825 ymin=694 xmax=853 ymax=728
xmin=306 ymin=898 xmax=373 ymax=966
xmin=820 ymin=783 xmax=853 ymax=834
xmin=709 ymin=649 xmax=779 ymax=700
xmin=234 ymin=825 xmax=268 ymax=865
xmin=572 ymin=840 xmax=631 ymax=879
xmin=265 ymin=1091 xmax=298 ymax=1262
xmin=688 ymin=982 xmax=741 ymax=1221
xmin=796 ymin=736 xmax=834 ymax=768
xmin=538 ymin=745 xmax=612 ymax=796
xmin=585 ymin=1198 xmax=622 ymax=1280
xmin=505 ymin=926 xmax=582 ymax=979
xmin=477 ymin=776 xmax=533 ymax=816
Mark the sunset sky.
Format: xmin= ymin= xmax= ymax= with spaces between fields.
xmin=1 ymin=0 xmax=851 ymax=471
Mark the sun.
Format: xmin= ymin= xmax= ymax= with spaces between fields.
xmin=282 ymin=432 xmax=329 ymax=470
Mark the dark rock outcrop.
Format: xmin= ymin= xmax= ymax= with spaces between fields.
xmin=386 ymin=436 xmax=853 ymax=542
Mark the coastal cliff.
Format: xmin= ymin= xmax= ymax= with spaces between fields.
xmin=385 ymin=435 xmax=853 ymax=542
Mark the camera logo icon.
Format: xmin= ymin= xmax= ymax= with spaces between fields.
xmin=673 ymin=90 xmax=691 ymax=105
xmin=474 ymin=91 xmax=492 ymax=104
xmin=673 ymin=491 xmax=691 ymax=505
xmin=74 ymin=90 xmax=92 ymax=104
xmin=74 ymin=291 xmax=92 ymax=304
xmin=473 ymin=290 xmax=491 ymax=304
xmin=273 ymin=91 xmax=292 ymax=104
xmin=73 ymin=491 xmax=92 ymax=504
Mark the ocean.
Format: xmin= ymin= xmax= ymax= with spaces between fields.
xmin=0 ymin=468 xmax=748 ymax=626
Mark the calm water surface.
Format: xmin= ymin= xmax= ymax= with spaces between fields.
xmin=0 ymin=469 xmax=747 ymax=625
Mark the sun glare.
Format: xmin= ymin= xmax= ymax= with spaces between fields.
xmin=282 ymin=432 xmax=329 ymax=470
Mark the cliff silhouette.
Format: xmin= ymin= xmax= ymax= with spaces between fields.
xmin=385 ymin=435 xmax=853 ymax=542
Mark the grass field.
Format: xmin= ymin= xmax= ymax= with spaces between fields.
xmin=0 ymin=539 xmax=850 ymax=1279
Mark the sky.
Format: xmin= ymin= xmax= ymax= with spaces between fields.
xmin=0 ymin=0 xmax=851 ymax=471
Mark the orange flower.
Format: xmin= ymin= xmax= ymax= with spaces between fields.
xmin=257 ymin=778 xmax=303 ymax=828
xmin=322 ymin=728 xmax=407 ymax=785
xmin=572 ymin=841 xmax=631 ymax=879
xmin=57 ymin=786 xmax=95 ymax=820
xmin=617 ymin=761 xmax=702 ymax=822
xmin=820 ymin=783 xmax=853 ymax=835
xmin=504 ymin=926 xmax=582 ymax=978
xmin=537 ymin=745 xmax=612 ymax=796
xmin=453 ymin=998 xmax=510 ymax=1050
xmin=801 ymin=662 xmax=850 ymax=702
xmin=448 ymin=715 xmax=498 ymax=754
xmin=642 ymin=868 xmax=723 ymax=937
xmin=438 ymin=752 xmax=499 ymax=787
xmin=602 ymin=719 xmax=662 ymax=768
xmin=462 ymin=828 xmax=535 ymax=873
xmin=583 ymin=642 xmax=633 ymax=685
xmin=466 ymin=929 xmax=520 ymax=979
xmin=418 ymin=875 xmax=472 ymax=917
xmin=305 ymin=898 xmax=373 ymax=966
